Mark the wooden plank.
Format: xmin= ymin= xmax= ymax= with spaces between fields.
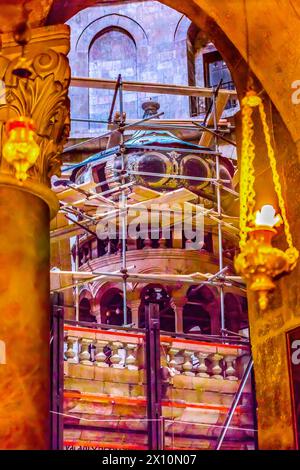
xmin=130 ymin=187 xmax=198 ymax=208
xmin=108 ymin=117 xmax=231 ymax=131
xmin=128 ymin=185 xmax=161 ymax=202
xmin=71 ymin=77 xmax=237 ymax=99
xmin=199 ymin=92 xmax=231 ymax=147
xmin=55 ymin=181 xmax=97 ymax=203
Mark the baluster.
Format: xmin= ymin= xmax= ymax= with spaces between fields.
xmin=185 ymin=238 xmax=194 ymax=250
xmin=125 ymin=343 xmax=138 ymax=370
xmin=91 ymin=239 xmax=98 ymax=259
xmin=65 ymin=336 xmax=78 ymax=363
xmin=182 ymin=350 xmax=194 ymax=376
xmin=172 ymin=228 xmax=182 ymax=248
xmin=209 ymin=353 xmax=224 ymax=379
xmin=158 ymin=237 xmax=167 ymax=249
xmin=126 ymin=238 xmax=137 ymax=251
xmin=79 ymin=338 xmax=93 ymax=365
xmin=143 ymin=236 xmax=152 ymax=249
xmin=196 ymin=351 xmax=209 ymax=378
xmin=168 ymin=347 xmax=181 ymax=375
xmin=95 ymin=340 xmax=109 ymax=368
xmin=110 ymin=341 xmax=123 ymax=368
xmin=117 ymin=238 xmax=122 ymax=253
xmin=86 ymin=242 xmax=91 ymax=261
xmin=224 ymin=355 xmax=238 ymax=381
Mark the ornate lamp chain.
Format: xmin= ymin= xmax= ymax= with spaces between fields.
xmin=258 ymin=102 xmax=298 ymax=265
xmin=239 ymin=91 xmax=298 ymax=265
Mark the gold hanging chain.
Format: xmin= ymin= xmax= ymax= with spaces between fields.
xmin=239 ymin=91 xmax=298 ymax=263
xmin=239 ymin=92 xmax=258 ymax=248
xmin=258 ymin=102 xmax=291 ymax=247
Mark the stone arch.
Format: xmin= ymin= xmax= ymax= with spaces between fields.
xmin=48 ymin=0 xmax=300 ymax=142
xmin=183 ymin=284 xmax=218 ymax=334
xmin=174 ymin=14 xmax=191 ymax=42
xmin=224 ymin=292 xmax=248 ymax=333
xmin=79 ymin=288 xmax=93 ymax=303
xmin=43 ymin=0 xmax=300 ymax=449
xmin=88 ymin=24 xmax=138 ymax=124
xmin=138 ymin=283 xmax=176 ymax=332
xmin=93 ymin=280 xmax=133 ymax=300
xmin=68 ymin=12 xmax=148 ymax=133
xmin=88 ymin=25 xmax=137 ymax=51
xmin=78 ymin=287 xmax=100 ymax=322
xmin=78 ymin=297 xmax=97 ymax=323
xmin=94 ymin=282 xmax=132 ymax=325
xmin=75 ymin=13 xmax=148 ymax=52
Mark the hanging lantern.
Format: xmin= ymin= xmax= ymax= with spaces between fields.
xmin=234 ymin=90 xmax=299 ymax=311
xmin=2 ymin=117 xmax=40 ymax=182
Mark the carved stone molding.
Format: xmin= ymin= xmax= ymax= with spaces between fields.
xmin=0 ymin=24 xmax=70 ymax=217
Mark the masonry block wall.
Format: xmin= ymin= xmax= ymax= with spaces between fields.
xmin=67 ymin=1 xmax=192 ymax=135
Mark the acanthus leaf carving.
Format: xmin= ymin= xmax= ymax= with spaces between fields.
xmin=0 ymin=46 xmax=70 ymax=185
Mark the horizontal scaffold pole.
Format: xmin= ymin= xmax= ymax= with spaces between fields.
xmin=71 ymin=76 xmax=237 ymax=99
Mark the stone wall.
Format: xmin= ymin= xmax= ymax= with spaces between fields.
xmin=67 ymin=1 xmax=191 ymax=135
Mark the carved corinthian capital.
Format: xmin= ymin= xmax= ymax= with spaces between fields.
xmin=0 ymin=24 xmax=70 ymax=217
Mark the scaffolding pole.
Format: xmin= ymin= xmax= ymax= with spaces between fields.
xmin=58 ymin=77 xmax=245 ymax=332
xmin=75 ymin=236 xmax=80 ymax=323
xmin=70 ymin=76 xmax=238 ymax=99
xmin=212 ymin=84 xmax=226 ymax=335
xmin=50 ymin=269 xmax=245 ymax=294
xmin=118 ymin=76 xmax=129 ymax=326
xmin=55 ymin=74 xmax=253 ymax=449
xmin=215 ymin=358 xmax=254 ymax=449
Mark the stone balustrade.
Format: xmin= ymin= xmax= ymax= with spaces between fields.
xmin=64 ymin=326 xmax=143 ymax=371
xmin=161 ymin=336 xmax=249 ymax=381
xmin=64 ymin=325 xmax=249 ymax=381
xmin=63 ymin=324 xmax=253 ymax=451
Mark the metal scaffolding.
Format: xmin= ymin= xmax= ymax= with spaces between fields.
xmin=52 ymin=74 xmax=244 ymax=335
xmin=50 ymin=74 xmax=254 ymax=449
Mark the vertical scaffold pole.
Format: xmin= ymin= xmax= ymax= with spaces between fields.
xmin=119 ymin=75 xmax=128 ymax=325
xmin=75 ymin=235 xmax=80 ymax=323
xmin=50 ymin=292 xmax=64 ymax=450
xmin=212 ymin=86 xmax=225 ymax=334
xmin=215 ymin=358 xmax=254 ymax=449
xmin=145 ymin=300 xmax=163 ymax=450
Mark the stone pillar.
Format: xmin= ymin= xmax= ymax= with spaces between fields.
xmin=91 ymin=298 xmax=101 ymax=323
xmin=174 ymin=301 xmax=184 ymax=333
xmin=129 ymin=298 xmax=141 ymax=327
xmin=171 ymin=287 xmax=186 ymax=333
xmin=0 ymin=25 xmax=70 ymax=449
xmin=51 ymin=213 xmax=74 ymax=320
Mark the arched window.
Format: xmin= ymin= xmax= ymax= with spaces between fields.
xmin=183 ymin=285 xmax=215 ymax=334
xmin=187 ymin=24 xmax=237 ymax=117
xmin=138 ymin=284 xmax=175 ymax=333
xmin=79 ymin=298 xmax=96 ymax=323
xmin=100 ymin=287 xmax=132 ymax=326
xmin=224 ymin=293 xmax=248 ymax=333
xmin=88 ymin=27 xmax=138 ymax=129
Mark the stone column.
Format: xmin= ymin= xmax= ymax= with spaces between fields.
xmin=174 ymin=300 xmax=184 ymax=333
xmin=129 ymin=298 xmax=141 ymax=327
xmin=171 ymin=287 xmax=187 ymax=333
xmin=0 ymin=25 xmax=70 ymax=449
xmin=91 ymin=298 xmax=101 ymax=324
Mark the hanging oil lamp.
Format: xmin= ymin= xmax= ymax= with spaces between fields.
xmin=234 ymin=90 xmax=299 ymax=311
xmin=2 ymin=116 xmax=40 ymax=182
